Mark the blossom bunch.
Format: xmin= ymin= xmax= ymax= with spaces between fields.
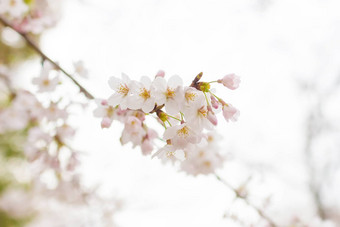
xmin=0 ymin=61 xmax=80 ymax=174
xmin=0 ymin=0 xmax=60 ymax=34
xmin=94 ymin=71 xmax=240 ymax=175
xmin=1 ymin=62 xmax=123 ymax=226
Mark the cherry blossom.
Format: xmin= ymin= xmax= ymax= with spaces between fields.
xmin=0 ymin=0 xmax=28 ymax=18
xmin=73 ymin=60 xmax=89 ymax=78
xmin=108 ymin=73 xmax=135 ymax=110
xmin=94 ymin=71 xmax=240 ymax=174
xmin=153 ymin=75 xmax=184 ymax=114
xmin=218 ymin=73 xmax=240 ymax=90
xmin=184 ymin=94 xmax=214 ymax=130
xmin=163 ymin=123 xmax=201 ymax=148
xmin=222 ymin=104 xmax=240 ymax=122
xmin=32 ymin=61 xmax=60 ymax=93
xmin=152 ymin=144 xmax=185 ymax=163
xmin=129 ymin=76 xmax=157 ymax=112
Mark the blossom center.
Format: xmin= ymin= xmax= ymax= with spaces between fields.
xmin=10 ymin=0 xmax=17 ymax=6
xmin=185 ymin=92 xmax=196 ymax=102
xmin=118 ymin=84 xmax=129 ymax=96
xmin=198 ymin=106 xmax=207 ymax=117
xmin=43 ymin=79 xmax=50 ymax=86
xmin=106 ymin=106 xmax=115 ymax=117
xmin=139 ymin=88 xmax=150 ymax=100
xmin=165 ymin=87 xmax=175 ymax=99
xmin=203 ymin=161 xmax=211 ymax=168
xmin=177 ymin=126 xmax=189 ymax=138
xmin=166 ymin=151 xmax=175 ymax=158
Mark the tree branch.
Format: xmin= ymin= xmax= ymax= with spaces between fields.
xmin=215 ymin=174 xmax=277 ymax=227
xmin=0 ymin=16 xmax=95 ymax=100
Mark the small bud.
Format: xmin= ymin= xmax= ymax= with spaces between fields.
xmin=141 ymin=139 xmax=153 ymax=155
xmin=222 ymin=105 xmax=240 ymax=122
xmin=211 ymin=96 xmax=219 ymax=109
xmin=101 ymin=117 xmax=112 ymax=128
xmin=155 ymin=70 xmax=165 ymax=78
xmin=207 ymin=111 xmax=218 ymax=126
xmin=101 ymin=99 xmax=108 ymax=106
xmin=218 ymin=73 xmax=240 ymax=90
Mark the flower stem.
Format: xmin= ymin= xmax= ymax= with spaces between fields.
xmin=180 ymin=112 xmax=184 ymax=121
xmin=166 ymin=114 xmax=181 ymax=122
xmin=203 ymin=91 xmax=210 ymax=106
xmin=166 ymin=119 xmax=172 ymax=127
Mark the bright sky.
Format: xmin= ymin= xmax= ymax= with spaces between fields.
xmin=29 ymin=0 xmax=340 ymax=226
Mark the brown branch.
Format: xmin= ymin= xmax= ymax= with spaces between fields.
xmin=215 ymin=174 xmax=277 ymax=227
xmin=0 ymin=16 xmax=95 ymax=100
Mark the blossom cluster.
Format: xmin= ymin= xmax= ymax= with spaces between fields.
xmin=0 ymin=62 xmax=122 ymax=226
xmin=0 ymin=61 xmax=83 ymax=174
xmin=0 ymin=0 xmax=60 ymax=34
xmin=94 ymin=71 xmax=240 ymax=175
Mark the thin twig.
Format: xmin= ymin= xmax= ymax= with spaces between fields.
xmin=215 ymin=173 xmax=277 ymax=227
xmin=304 ymin=103 xmax=327 ymax=219
xmin=0 ymin=16 xmax=95 ymax=100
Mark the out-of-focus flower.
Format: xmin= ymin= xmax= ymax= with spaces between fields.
xmin=222 ymin=104 xmax=240 ymax=122
xmin=0 ymin=0 xmax=28 ymax=18
xmin=32 ymin=62 xmax=60 ymax=93
xmin=152 ymin=144 xmax=185 ymax=163
xmin=73 ymin=60 xmax=88 ymax=78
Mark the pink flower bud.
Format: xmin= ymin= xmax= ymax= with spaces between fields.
xmin=101 ymin=117 xmax=112 ymax=128
xmin=141 ymin=139 xmax=154 ymax=155
xmin=218 ymin=73 xmax=240 ymax=90
xmin=101 ymin=99 xmax=108 ymax=106
xmin=207 ymin=111 xmax=218 ymax=126
xmin=155 ymin=70 xmax=165 ymax=78
xmin=222 ymin=105 xmax=240 ymax=122
xmin=210 ymin=96 xmax=219 ymax=109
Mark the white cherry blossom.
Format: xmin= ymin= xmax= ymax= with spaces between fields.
xmin=184 ymin=94 xmax=214 ymax=130
xmin=0 ymin=0 xmax=28 ymax=18
xmin=93 ymin=99 xmax=116 ymax=128
xmin=108 ymin=73 xmax=134 ymax=110
xmin=32 ymin=62 xmax=60 ymax=93
xmin=163 ymin=123 xmax=201 ymax=148
xmin=73 ymin=60 xmax=88 ymax=78
xmin=153 ymin=75 xmax=183 ymax=115
xmin=129 ymin=76 xmax=156 ymax=113
xmin=152 ymin=144 xmax=185 ymax=163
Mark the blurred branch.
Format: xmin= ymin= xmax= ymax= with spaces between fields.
xmin=0 ymin=16 xmax=95 ymax=100
xmin=215 ymin=174 xmax=277 ymax=227
xmin=304 ymin=101 xmax=327 ymax=219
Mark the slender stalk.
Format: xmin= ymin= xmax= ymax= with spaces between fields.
xmin=304 ymin=106 xmax=326 ymax=219
xmin=215 ymin=174 xmax=277 ymax=227
xmin=0 ymin=16 xmax=95 ymax=100
xmin=166 ymin=114 xmax=181 ymax=122
xmin=166 ymin=119 xmax=172 ymax=127
xmin=203 ymin=91 xmax=210 ymax=106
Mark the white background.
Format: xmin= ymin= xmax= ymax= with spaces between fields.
xmin=25 ymin=0 xmax=340 ymax=226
